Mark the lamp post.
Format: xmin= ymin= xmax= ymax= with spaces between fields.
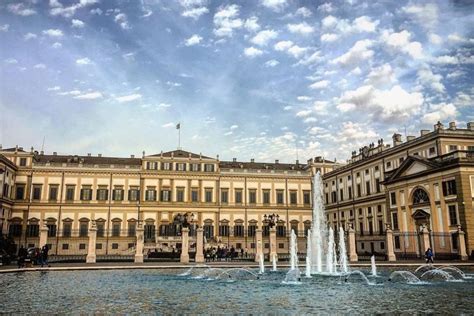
xmin=174 ymin=212 xmax=194 ymax=264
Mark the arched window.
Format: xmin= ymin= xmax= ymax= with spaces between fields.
xmin=413 ymin=188 xmax=430 ymax=205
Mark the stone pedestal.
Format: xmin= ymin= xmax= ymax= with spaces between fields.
xmin=39 ymin=224 xmax=49 ymax=248
xmin=195 ymin=228 xmax=205 ymax=263
xmin=269 ymin=227 xmax=277 ymax=262
xmin=180 ymin=227 xmax=190 ymax=263
xmin=457 ymin=225 xmax=468 ymax=261
xmin=255 ymin=228 xmax=263 ymax=262
xmin=420 ymin=225 xmax=431 ymax=255
xmin=348 ymin=224 xmax=358 ymax=262
xmin=135 ymin=224 xmax=144 ymax=263
xmin=86 ymin=223 xmax=97 ymax=264
xmin=385 ymin=225 xmax=396 ymax=262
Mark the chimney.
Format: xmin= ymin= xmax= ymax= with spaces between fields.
xmin=250 ymin=158 xmax=255 ymax=163
xmin=87 ymin=153 xmax=91 ymax=157
xmin=296 ymin=159 xmax=299 ymax=164
xmin=130 ymin=154 xmax=135 ymax=158
xmin=392 ymin=133 xmax=402 ymax=146
xmin=406 ymin=136 xmax=415 ymax=142
xmin=449 ymin=122 xmax=456 ymax=130
xmin=232 ymin=158 xmax=237 ymax=162
xmin=216 ymin=154 xmax=219 ymax=160
xmin=275 ymin=159 xmax=279 ymax=164
xmin=420 ymin=129 xmax=430 ymax=136
xmin=53 ymin=152 xmax=57 ymax=156
xmin=468 ymin=122 xmax=474 ymax=131
xmin=30 ymin=146 xmax=34 ymax=153
xmin=40 ymin=150 xmax=44 ymax=155
xmin=434 ymin=121 xmax=444 ymax=131
xmin=98 ymin=153 xmax=102 ymax=157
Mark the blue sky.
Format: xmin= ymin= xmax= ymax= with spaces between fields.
xmin=0 ymin=0 xmax=473 ymax=163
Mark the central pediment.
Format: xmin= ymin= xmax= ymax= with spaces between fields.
xmin=147 ymin=149 xmax=214 ymax=160
xmin=383 ymin=155 xmax=441 ymax=184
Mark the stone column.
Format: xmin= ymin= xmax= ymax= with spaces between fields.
xmin=348 ymin=223 xmax=358 ymax=262
xmin=269 ymin=227 xmax=277 ymax=262
xmin=457 ymin=225 xmax=468 ymax=261
xmin=255 ymin=228 xmax=263 ymax=262
xmin=86 ymin=222 xmax=97 ymax=264
xmin=39 ymin=223 xmax=49 ymax=248
xmin=385 ymin=224 xmax=396 ymax=262
xmin=180 ymin=227 xmax=190 ymax=263
xmin=135 ymin=223 xmax=144 ymax=263
xmin=421 ymin=225 xmax=431 ymax=254
xmin=195 ymin=227 xmax=205 ymax=263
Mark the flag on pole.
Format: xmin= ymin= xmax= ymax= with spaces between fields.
xmin=176 ymin=123 xmax=180 ymax=129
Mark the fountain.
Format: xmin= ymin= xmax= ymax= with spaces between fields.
xmin=272 ymin=254 xmax=277 ymax=272
xmin=388 ymin=271 xmax=424 ymax=284
xmin=259 ymin=253 xmax=265 ymax=274
xmin=370 ymin=255 xmax=377 ymax=277
xmin=326 ymin=227 xmax=335 ymax=274
xmin=344 ymin=270 xmax=373 ymax=285
xmin=283 ymin=229 xmax=301 ymax=284
xmin=420 ymin=269 xmax=456 ymax=282
xmin=439 ymin=266 xmax=470 ymax=279
xmin=311 ymin=172 xmax=327 ymax=274
xmin=305 ymin=229 xmax=312 ymax=278
xmin=338 ymin=227 xmax=349 ymax=274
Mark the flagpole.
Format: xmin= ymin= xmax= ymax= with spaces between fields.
xmin=178 ymin=127 xmax=181 ymax=149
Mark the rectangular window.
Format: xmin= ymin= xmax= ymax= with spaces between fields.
xmin=378 ymin=220 xmax=384 ymax=235
xmin=49 ymin=185 xmax=59 ymax=201
xmin=128 ymin=187 xmax=139 ymax=201
xmin=33 ymin=185 xmax=42 ymax=200
xmin=368 ymin=221 xmax=373 ymax=235
xmin=394 ymin=236 xmax=401 ymax=249
xmin=248 ymin=225 xmax=256 ymax=237
xmin=429 ymin=147 xmax=436 ymax=155
xmin=97 ymin=223 xmax=105 ymax=237
xmin=62 ymin=244 xmax=69 ymax=250
xmin=390 ymin=192 xmax=397 ymax=206
xmin=80 ymin=186 xmax=92 ymax=201
xmin=359 ymin=222 xmax=364 ymax=235
xmin=290 ymin=191 xmax=297 ymax=205
xmin=365 ymin=181 xmax=371 ymax=195
xmin=277 ymin=191 xmax=284 ymax=204
xmin=204 ymin=164 xmax=215 ymax=172
xmin=368 ymin=206 xmax=372 ymax=215
xmin=339 ymin=189 xmax=344 ymax=201
xmin=235 ymin=190 xmax=243 ymax=204
xmin=449 ymin=145 xmax=458 ymax=152
xmin=26 ymin=224 xmax=39 ymax=237
xmin=96 ymin=243 xmax=103 ymax=250
xmin=96 ymin=187 xmax=108 ymax=201
xmin=277 ymin=225 xmax=285 ymax=237
xmin=386 ymin=161 xmax=392 ymax=168
xmin=161 ymin=189 xmax=171 ymax=202
xmin=357 ymin=184 xmax=361 ymax=197
xmin=348 ymin=186 xmax=352 ymax=199
xmin=234 ymin=225 xmax=244 ymax=237
xmin=112 ymin=243 xmax=119 ymax=250
xmin=19 ymin=157 xmax=27 ymax=166
xmin=303 ymin=191 xmax=310 ymax=205
xmin=66 ymin=186 xmax=75 ymax=201
xmin=145 ymin=188 xmax=156 ymax=201
xmin=331 ymin=191 xmax=336 ymax=203
xmin=79 ymin=223 xmax=88 ymax=237
xmin=249 ymin=190 xmax=256 ymax=204
xmin=176 ymin=163 xmax=186 ymax=171
xmin=162 ymin=162 xmax=171 ymax=170
xmin=191 ymin=163 xmax=200 ymax=171
xmin=221 ymin=190 xmax=228 ymax=204
xmin=79 ymin=244 xmax=86 ymax=250
xmin=205 ymin=189 xmax=213 ymax=203
xmin=448 ymin=205 xmax=458 ymax=226
xmin=263 ymin=190 xmax=270 ymax=204
xmin=191 ymin=189 xmax=199 ymax=202
xmin=392 ymin=212 xmax=399 ymax=230
xmin=15 ymin=185 xmax=25 ymax=200
xmin=218 ymin=225 xmax=229 ymax=237
xmin=112 ymin=223 xmax=121 ymax=237
xmin=442 ymin=179 xmax=457 ymax=196
xmin=63 ymin=223 xmax=72 ymax=237
xmin=47 ymin=224 xmax=57 ymax=237
xmin=177 ymin=188 xmax=185 ymax=202
xmin=113 ymin=188 xmax=124 ymax=201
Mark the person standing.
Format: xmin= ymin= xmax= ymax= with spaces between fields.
xmin=40 ymin=245 xmax=50 ymax=267
xmin=425 ymin=247 xmax=434 ymax=264
xmin=17 ymin=245 xmax=27 ymax=268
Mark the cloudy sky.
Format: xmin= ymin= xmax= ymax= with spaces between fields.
xmin=0 ymin=0 xmax=473 ymax=163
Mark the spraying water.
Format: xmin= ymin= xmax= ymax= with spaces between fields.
xmin=338 ymin=227 xmax=349 ymax=274
xmin=326 ymin=227 xmax=335 ymax=274
xmin=272 ymin=254 xmax=277 ymax=272
xmin=311 ymin=172 xmax=327 ymax=273
xmin=259 ymin=254 xmax=265 ymax=274
xmin=283 ymin=229 xmax=301 ymax=284
xmin=305 ymin=229 xmax=312 ymax=278
xmin=371 ymin=255 xmax=377 ymax=277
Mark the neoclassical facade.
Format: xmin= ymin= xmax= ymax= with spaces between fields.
xmin=323 ymin=121 xmax=474 ymax=259
xmin=0 ymin=146 xmax=339 ymax=256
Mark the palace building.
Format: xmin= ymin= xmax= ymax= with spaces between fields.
xmin=323 ymin=121 xmax=474 ymax=259
xmin=1 ymin=120 xmax=473 ymax=261
xmin=0 ymin=145 xmax=339 ymax=257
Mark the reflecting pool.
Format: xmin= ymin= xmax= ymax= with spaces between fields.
xmin=1 ymin=267 xmax=473 ymax=314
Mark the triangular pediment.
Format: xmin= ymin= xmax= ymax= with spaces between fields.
xmin=384 ymin=156 xmax=440 ymax=184
xmin=147 ymin=149 xmax=214 ymax=160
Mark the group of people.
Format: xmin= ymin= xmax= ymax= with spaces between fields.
xmin=17 ymin=244 xmax=50 ymax=268
xmin=204 ymin=245 xmax=247 ymax=262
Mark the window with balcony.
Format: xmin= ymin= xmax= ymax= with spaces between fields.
xmin=234 ymin=224 xmax=244 ymax=237
xmin=276 ymin=225 xmax=286 ymax=237
xmin=63 ymin=221 xmax=72 ymax=237
xmin=247 ymin=224 xmax=256 ymax=237
xmin=112 ymin=221 xmax=121 ymax=237
xmin=218 ymin=223 xmax=229 ymax=237
xmin=26 ymin=222 xmax=39 ymax=237
xmin=96 ymin=221 xmax=105 ymax=237
xmin=79 ymin=220 xmax=89 ymax=237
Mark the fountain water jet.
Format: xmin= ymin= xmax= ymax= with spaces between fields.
xmin=344 ymin=270 xmax=373 ymax=285
xmin=370 ymin=255 xmax=377 ymax=277
xmin=311 ymin=172 xmax=327 ymax=273
xmin=338 ymin=227 xmax=349 ymax=274
xmin=272 ymin=254 xmax=277 ymax=272
xmin=388 ymin=271 xmax=423 ymax=284
xmin=283 ymin=229 xmax=301 ymax=284
xmin=326 ymin=227 xmax=335 ymax=274
xmin=305 ymin=229 xmax=312 ymax=278
xmin=259 ymin=253 xmax=265 ymax=274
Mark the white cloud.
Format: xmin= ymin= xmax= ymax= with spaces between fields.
xmin=365 ymin=64 xmax=397 ymax=86
xmin=33 ymin=63 xmax=46 ymax=69
xmin=274 ymin=41 xmax=293 ymax=51
xmin=8 ymin=3 xmax=36 ymax=16
xmin=283 ymin=106 xmax=292 ymax=111
xmin=381 ymin=30 xmax=423 ymax=59
xmin=402 ymin=3 xmax=438 ymax=30
xmin=264 ymin=59 xmax=279 ymax=67
xmin=90 ymin=8 xmax=102 ymax=15
xmin=244 ymin=17 xmax=260 ymax=32
xmin=157 ymin=103 xmax=172 ymax=109
xmin=321 ymin=33 xmax=339 ymax=42
xmin=317 ymin=3 xmax=333 ymax=13
xmin=4 ymin=58 xmax=18 ymax=64
xmin=331 ymin=39 xmax=374 ymax=66
xmin=287 ymin=22 xmax=315 ymax=35
xmin=47 ymin=86 xmax=61 ymax=91
xmin=297 ymin=96 xmax=312 ymax=102
xmin=422 ymin=103 xmax=457 ymax=124
xmin=337 ymin=103 xmax=356 ymax=112
xmin=115 ymin=94 xmax=142 ymax=103
xmin=261 ymin=0 xmax=288 ymax=12
xmin=453 ymin=92 xmax=472 ymax=107
xmin=321 ymin=15 xmax=338 ymax=29
xmin=76 ymin=57 xmax=92 ymax=65
xmin=432 ymin=55 xmax=458 ymax=65
xmin=339 ymin=85 xmax=424 ymax=120
xmin=244 ymin=47 xmax=263 ymax=58
xmin=162 ymin=122 xmax=175 ymax=128
xmin=185 ymin=34 xmax=203 ymax=46
xmin=309 ymin=80 xmax=330 ymax=90
xmin=230 ymin=124 xmax=239 ymax=130
xmin=58 ymin=90 xmax=81 ymax=96
xmin=115 ymin=13 xmax=131 ymax=30
xmin=429 ymin=33 xmax=442 ymax=45
xmin=352 ymin=16 xmax=379 ymax=33
xmin=447 ymin=70 xmax=466 ymax=80
xmin=295 ymin=7 xmax=312 ymax=17
xmin=213 ymin=4 xmax=243 ymax=37
xmin=166 ymin=81 xmax=182 ymax=87
xmin=73 ymin=91 xmax=103 ymax=100
xmin=24 ymin=33 xmax=37 ymax=40
xmin=251 ymin=30 xmax=278 ymax=46
xmin=182 ymin=7 xmax=209 ymax=20
xmin=298 ymin=51 xmax=322 ymax=65
xmin=0 ymin=24 xmax=9 ymax=32
xmin=447 ymin=33 xmax=474 ymax=44
xmin=296 ymin=110 xmax=312 ymax=117
xmin=71 ymin=19 xmax=85 ymax=28
xmin=52 ymin=42 xmax=62 ymax=49
xmin=287 ymin=45 xmax=308 ymax=58
xmin=42 ymin=29 xmax=64 ymax=38
xmin=417 ymin=66 xmax=445 ymax=93
xmin=50 ymin=0 xmax=98 ymax=18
